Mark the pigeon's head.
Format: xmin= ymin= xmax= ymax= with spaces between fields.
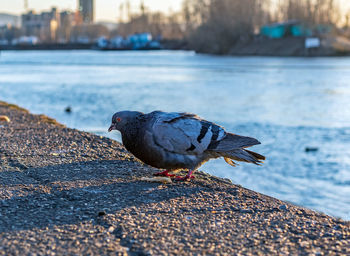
xmin=108 ymin=111 xmax=142 ymax=132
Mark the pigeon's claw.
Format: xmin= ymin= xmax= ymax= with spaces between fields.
xmin=175 ymin=170 xmax=195 ymax=181
xmin=153 ymin=170 xmax=176 ymax=177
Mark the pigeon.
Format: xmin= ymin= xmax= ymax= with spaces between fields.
xmin=108 ymin=111 xmax=265 ymax=181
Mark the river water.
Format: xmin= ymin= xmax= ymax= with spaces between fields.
xmin=0 ymin=50 xmax=349 ymax=219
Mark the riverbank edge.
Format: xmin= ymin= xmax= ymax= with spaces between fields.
xmin=2 ymin=36 xmax=350 ymax=57
xmin=0 ymin=101 xmax=349 ymax=255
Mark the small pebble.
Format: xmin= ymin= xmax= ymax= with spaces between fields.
xmin=0 ymin=115 xmax=10 ymax=122
xmin=279 ymin=204 xmax=288 ymax=211
xmin=240 ymin=209 xmax=254 ymax=214
xmin=98 ymin=211 xmax=106 ymax=216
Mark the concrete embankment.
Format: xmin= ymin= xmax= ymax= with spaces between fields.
xmin=228 ymin=36 xmax=350 ymax=57
xmin=0 ymin=101 xmax=349 ymax=255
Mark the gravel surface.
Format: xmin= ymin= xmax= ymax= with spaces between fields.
xmin=0 ymin=101 xmax=349 ymax=255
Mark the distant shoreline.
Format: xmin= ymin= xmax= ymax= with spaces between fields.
xmin=2 ymin=37 xmax=350 ymax=57
xmin=0 ymin=40 xmax=188 ymax=52
xmin=227 ymin=37 xmax=350 ymax=57
xmin=0 ymin=43 xmax=94 ymax=51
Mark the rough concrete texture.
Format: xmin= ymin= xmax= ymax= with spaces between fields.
xmin=0 ymin=101 xmax=349 ymax=255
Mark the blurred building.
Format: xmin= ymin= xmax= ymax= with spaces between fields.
xmin=20 ymin=8 xmax=82 ymax=43
xmin=58 ymin=11 xmax=77 ymax=42
xmin=0 ymin=13 xmax=20 ymax=27
xmin=78 ymin=0 xmax=94 ymax=24
xmin=0 ymin=23 xmax=22 ymax=45
xmin=21 ymin=8 xmax=60 ymax=42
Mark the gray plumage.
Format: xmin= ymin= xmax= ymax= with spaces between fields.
xmin=108 ymin=110 xmax=265 ymax=180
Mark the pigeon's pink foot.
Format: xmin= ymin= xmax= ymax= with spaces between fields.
xmin=153 ymin=170 xmax=176 ymax=177
xmin=175 ymin=175 xmax=195 ymax=181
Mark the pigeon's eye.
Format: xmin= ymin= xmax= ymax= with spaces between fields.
xmin=116 ymin=117 xmax=122 ymax=122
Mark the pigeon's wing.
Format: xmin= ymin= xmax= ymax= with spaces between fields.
xmin=151 ymin=113 xmax=226 ymax=155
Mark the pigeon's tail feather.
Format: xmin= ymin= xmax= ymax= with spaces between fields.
xmin=244 ymin=149 xmax=265 ymax=161
xmin=222 ymin=149 xmax=265 ymax=166
xmin=209 ymin=133 xmax=261 ymax=152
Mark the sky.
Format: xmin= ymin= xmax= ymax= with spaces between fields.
xmin=0 ymin=0 xmax=183 ymax=22
xmin=1 ymin=0 xmax=349 ymax=23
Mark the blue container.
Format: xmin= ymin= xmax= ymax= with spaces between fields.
xmin=291 ymin=25 xmax=303 ymax=36
xmin=260 ymin=25 xmax=286 ymax=38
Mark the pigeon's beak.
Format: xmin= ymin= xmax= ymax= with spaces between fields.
xmin=108 ymin=124 xmax=115 ymax=132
